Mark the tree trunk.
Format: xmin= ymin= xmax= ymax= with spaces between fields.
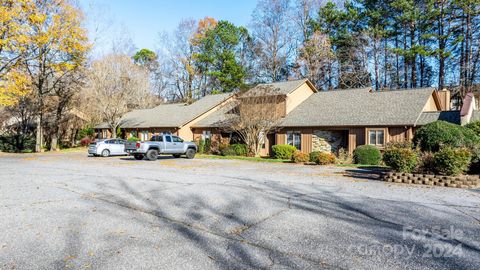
xmin=35 ymin=114 xmax=43 ymax=152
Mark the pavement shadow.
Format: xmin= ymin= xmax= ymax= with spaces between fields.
xmin=67 ymin=170 xmax=480 ymax=269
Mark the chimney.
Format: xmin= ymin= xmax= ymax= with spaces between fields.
xmin=460 ymin=92 xmax=476 ymax=125
xmin=436 ymin=88 xmax=451 ymax=110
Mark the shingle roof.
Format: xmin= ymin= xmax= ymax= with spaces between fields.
xmin=194 ymin=87 xmax=440 ymax=128
xmin=281 ymin=87 xmax=436 ymax=127
xmin=242 ymin=79 xmax=315 ymax=97
xmin=115 ymin=93 xmax=232 ymax=129
xmin=415 ymin=111 xmax=461 ymax=125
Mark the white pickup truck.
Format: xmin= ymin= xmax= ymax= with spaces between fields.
xmin=124 ymin=134 xmax=197 ymax=161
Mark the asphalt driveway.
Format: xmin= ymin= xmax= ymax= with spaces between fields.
xmin=0 ymin=151 xmax=479 ymax=269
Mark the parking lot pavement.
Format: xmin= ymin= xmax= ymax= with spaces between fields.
xmin=0 ymin=152 xmax=479 ymax=269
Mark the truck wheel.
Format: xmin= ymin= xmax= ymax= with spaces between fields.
xmin=146 ymin=149 xmax=159 ymax=161
xmin=133 ymin=154 xmax=144 ymax=160
xmin=185 ymin=148 xmax=196 ymax=159
xmin=101 ymin=149 xmax=110 ymax=157
xmin=172 ymin=154 xmax=181 ymax=158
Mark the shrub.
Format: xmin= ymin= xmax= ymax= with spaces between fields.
xmin=316 ymin=152 xmax=336 ymax=165
xmin=309 ymin=151 xmax=321 ymax=163
xmin=413 ymin=121 xmax=479 ymax=152
xmin=292 ymin=150 xmax=309 ymax=163
xmin=353 ymin=145 xmax=381 ymax=165
xmin=418 ymin=152 xmax=436 ymax=174
xmin=204 ymin=138 xmax=212 ymax=154
xmin=0 ymin=134 xmax=36 ymax=153
xmin=231 ymin=144 xmax=248 ymax=156
xmin=336 ymin=148 xmax=353 ymax=164
xmin=77 ymin=126 xmax=95 ymax=140
xmin=465 ymin=120 xmax=480 ymax=136
xmin=469 ymin=146 xmax=480 ymax=174
xmin=272 ymin=144 xmax=297 ymax=159
xmin=127 ymin=136 xmax=140 ymax=142
xmin=382 ymin=144 xmax=418 ymax=173
xmin=220 ymin=147 xmax=237 ymax=156
xmin=433 ymin=147 xmax=472 ymax=176
xmin=80 ymin=137 xmax=92 ymax=147
xmin=197 ymin=138 xmax=205 ymax=154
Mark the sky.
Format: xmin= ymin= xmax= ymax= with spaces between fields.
xmin=80 ymin=0 xmax=258 ymax=56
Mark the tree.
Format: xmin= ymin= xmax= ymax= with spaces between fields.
xmin=0 ymin=0 xmax=34 ymax=105
xmin=193 ymin=20 xmax=249 ymax=93
xmin=23 ymin=0 xmax=89 ymax=152
xmin=133 ymin=48 xmax=157 ymax=68
xmin=296 ymin=31 xmax=336 ymax=90
xmin=250 ymin=0 xmax=294 ymax=82
xmin=85 ymin=54 xmax=152 ymax=138
xmin=221 ymin=86 xmax=284 ymax=157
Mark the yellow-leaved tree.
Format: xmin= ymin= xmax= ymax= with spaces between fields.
xmin=23 ymin=0 xmax=89 ymax=151
xmin=0 ymin=0 xmax=35 ymax=105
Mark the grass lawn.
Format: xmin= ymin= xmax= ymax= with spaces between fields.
xmin=197 ymin=154 xmax=290 ymax=163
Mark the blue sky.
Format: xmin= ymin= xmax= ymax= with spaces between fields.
xmin=80 ymin=0 xmax=258 ymax=55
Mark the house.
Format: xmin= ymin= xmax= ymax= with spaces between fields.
xmin=192 ymin=79 xmax=458 ymax=156
xmin=94 ymin=93 xmax=233 ymax=141
xmin=96 ymin=78 xmax=477 ymax=157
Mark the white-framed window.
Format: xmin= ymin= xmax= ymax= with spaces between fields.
xmin=368 ymin=129 xmax=385 ymax=146
xmin=286 ymin=131 xmax=301 ymax=150
xmin=202 ymin=130 xmax=211 ymax=140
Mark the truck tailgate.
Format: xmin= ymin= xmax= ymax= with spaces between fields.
xmin=124 ymin=141 xmax=138 ymax=151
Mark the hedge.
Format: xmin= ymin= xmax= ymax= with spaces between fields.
xmin=272 ymin=144 xmax=297 ymax=159
xmin=413 ymin=120 xmax=479 ymax=152
xmin=353 ymin=145 xmax=382 ymax=165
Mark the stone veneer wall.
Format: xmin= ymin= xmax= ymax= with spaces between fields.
xmin=312 ymin=130 xmax=344 ymax=153
xmin=382 ymin=172 xmax=480 ymax=188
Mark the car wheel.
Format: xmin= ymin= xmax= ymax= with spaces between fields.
xmin=185 ymin=148 xmax=196 ymax=159
xmin=172 ymin=154 xmax=181 ymax=158
xmin=101 ymin=149 xmax=110 ymax=157
xmin=146 ymin=149 xmax=158 ymax=161
xmin=133 ymin=154 xmax=144 ymax=160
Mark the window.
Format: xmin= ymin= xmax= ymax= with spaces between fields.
xmin=165 ymin=136 xmax=172 ymax=142
xmin=172 ymin=136 xmax=183 ymax=143
xmin=368 ymin=129 xmax=385 ymax=146
xmin=202 ymin=130 xmax=211 ymax=140
xmin=287 ymin=131 xmax=301 ymax=150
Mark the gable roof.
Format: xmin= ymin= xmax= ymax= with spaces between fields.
xmin=280 ymin=87 xmax=437 ymax=127
xmin=116 ymin=93 xmax=233 ymax=129
xmin=242 ymin=79 xmax=317 ymax=97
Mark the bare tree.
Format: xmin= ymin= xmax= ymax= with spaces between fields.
xmin=84 ymin=54 xmax=152 ymax=138
xmin=250 ymin=0 xmax=294 ymax=82
xmin=296 ymin=31 xmax=336 ymax=90
xmin=222 ymin=86 xmax=284 ymax=157
xmin=156 ymin=19 xmax=200 ymax=101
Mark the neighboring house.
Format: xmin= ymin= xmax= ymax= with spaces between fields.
xmin=94 ymin=93 xmax=233 ymax=141
xmin=193 ymin=79 xmax=459 ymax=156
